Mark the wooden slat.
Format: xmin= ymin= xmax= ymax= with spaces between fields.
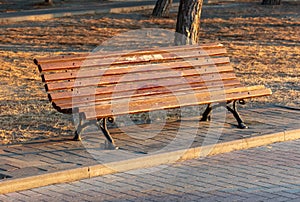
xmin=45 ymin=57 xmax=231 ymax=91
xmin=37 ymin=46 xmax=227 ymax=72
xmin=81 ymin=86 xmax=272 ymax=120
xmin=50 ymin=64 xmax=235 ymax=101
xmin=35 ymin=43 xmax=224 ymax=64
xmin=85 ymin=83 xmax=259 ymax=108
xmin=48 ymin=71 xmax=237 ymax=106
xmin=43 ymin=57 xmax=230 ymax=82
xmin=55 ymin=80 xmax=243 ymax=109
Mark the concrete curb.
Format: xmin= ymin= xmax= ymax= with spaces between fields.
xmin=0 ymin=5 xmax=154 ymax=24
xmin=0 ymin=128 xmax=299 ymax=194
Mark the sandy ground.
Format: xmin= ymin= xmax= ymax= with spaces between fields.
xmin=0 ymin=1 xmax=299 ymax=144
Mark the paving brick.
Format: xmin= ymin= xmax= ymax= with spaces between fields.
xmin=0 ymin=163 xmax=20 ymax=172
xmin=30 ymin=186 xmax=58 ymax=197
xmin=275 ymin=191 xmax=300 ymax=199
xmin=264 ymin=196 xmax=294 ymax=202
xmin=246 ymin=190 xmax=280 ymax=199
xmin=284 ymin=188 xmax=300 ymax=194
xmin=0 ymin=194 xmax=8 ymax=201
xmin=220 ymin=194 xmax=247 ymax=202
xmin=70 ymin=181 xmax=104 ymax=191
xmin=3 ymin=192 xmax=29 ymax=201
xmin=37 ymin=152 xmax=63 ymax=161
xmin=229 ymin=191 xmax=264 ymax=201
xmin=286 ymin=197 xmax=300 ymax=202
xmin=18 ymin=190 xmax=43 ymax=198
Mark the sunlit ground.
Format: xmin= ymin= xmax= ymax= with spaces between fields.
xmin=0 ymin=1 xmax=299 ymax=144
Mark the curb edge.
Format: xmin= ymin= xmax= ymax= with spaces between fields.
xmin=0 ymin=128 xmax=299 ymax=194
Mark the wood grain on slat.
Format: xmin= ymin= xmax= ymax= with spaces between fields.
xmin=50 ymin=67 xmax=237 ymax=101
xmin=45 ymin=58 xmax=231 ymax=91
xmin=34 ymin=43 xmax=224 ymax=64
xmin=46 ymin=69 xmax=235 ymax=92
xmin=48 ymin=73 xmax=237 ymax=105
xmin=43 ymin=57 xmax=230 ymax=82
xmin=81 ymin=86 xmax=272 ymax=120
xmin=55 ymin=80 xmax=243 ymax=109
xmin=81 ymin=84 xmax=265 ymax=107
xmin=38 ymin=47 xmax=227 ymax=72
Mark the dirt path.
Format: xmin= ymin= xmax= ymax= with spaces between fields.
xmin=0 ymin=0 xmax=108 ymax=13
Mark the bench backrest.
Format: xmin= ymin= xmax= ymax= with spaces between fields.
xmin=34 ymin=43 xmax=242 ymax=114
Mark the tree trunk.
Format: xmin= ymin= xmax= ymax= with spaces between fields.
xmin=152 ymin=0 xmax=173 ymax=17
xmin=174 ymin=0 xmax=204 ymax=45
xmin=45 ymin=0 xmax=53 ymax=4
xmin=262 ymin=0 xmax=281 ymax=5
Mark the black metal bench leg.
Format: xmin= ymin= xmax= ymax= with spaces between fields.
xmin=200 ymin=103 xmax=226 ymax=121
xmin=73 ymin=112 xmax=95 ymax=141
xmin=73 ymin=113 xmax=84 ymax=141
xmin=96 ymin=118 xmax=118 ymax=150
xmin=73 ymin=131 xmax=81 ymax=141
xmin=226 ymin=100 xmax=248 ymax=129
xmin=200 ymin=104 xmax=212 ymax=121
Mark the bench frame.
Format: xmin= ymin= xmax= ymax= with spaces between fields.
xmin=34 ymin=43 xmax=271 ymax=149
xmin=74 ymin=99 xmax=248 ymax=149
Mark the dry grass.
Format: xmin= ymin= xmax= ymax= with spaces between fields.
xmin=0 ymin=1 xmax=299 ymax=144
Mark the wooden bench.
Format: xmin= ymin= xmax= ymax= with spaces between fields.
xmin=34 ymin=43 xmax=272 ymax=149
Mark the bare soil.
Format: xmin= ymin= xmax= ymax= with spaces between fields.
xmin=0 ymin=1 xmax=299 ymax=144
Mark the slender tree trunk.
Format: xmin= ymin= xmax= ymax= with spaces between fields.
xmin=45 ymin=0 xmax=53 ymax=4
xmin=174 ymin=0 xmax=204 ymax=45
xmin=152 ymin=0 xmax=173 ymax=17
xmin=262 ymin=0 xmax=281 ymax=5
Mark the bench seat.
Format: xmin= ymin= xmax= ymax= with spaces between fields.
xmin=34 ymin=43 xmax=272 ymax=149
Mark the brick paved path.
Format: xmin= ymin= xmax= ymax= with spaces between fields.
xmin=2 ymin=139 xmax=300 ymax=201
xmin=1 ymin=106 xmax=299 ymax=182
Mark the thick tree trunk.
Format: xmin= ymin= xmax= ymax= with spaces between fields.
xmin=174 ymin=0 xmax=204 ymax=45
xmin=262 ymin=0 xmax=281 ymax=5
xmin=152 ymin=0 xmax=173 ymax=17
